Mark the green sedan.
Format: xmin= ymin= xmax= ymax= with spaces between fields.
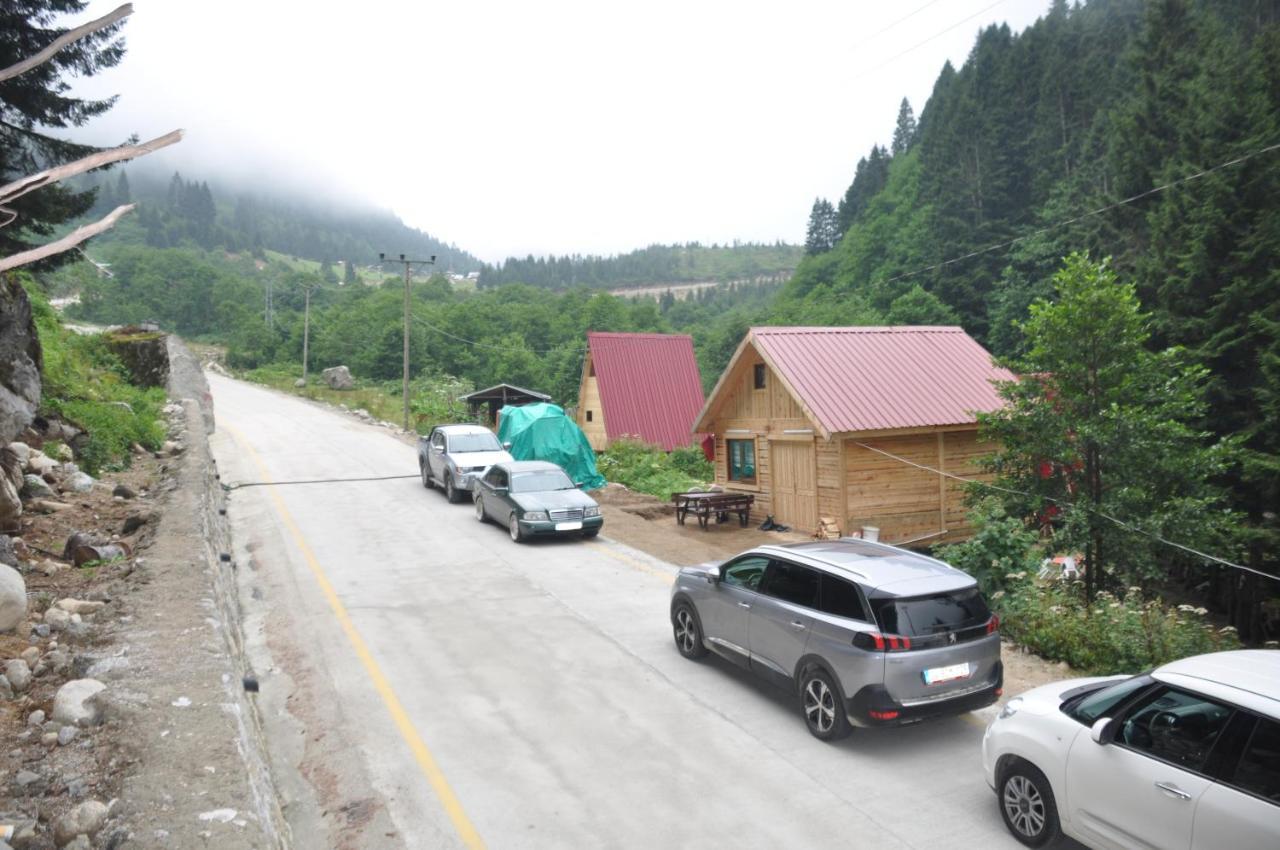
xmin=473 ymin=460 xmax=603 ymax=543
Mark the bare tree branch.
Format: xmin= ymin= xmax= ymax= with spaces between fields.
xmin=0 ymin=204 xmax=134 ymax=273
xmin=0 ymin=207 xmax=15 ymax=230
xmin=0 ymin=4 xmax=134 ymax=84
xmin=0 ymin=129 xmax=183 ymax=207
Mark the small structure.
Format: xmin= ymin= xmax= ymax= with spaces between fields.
xmin=461 ymin=383 xmax=551 ymax=425
xmin=577 ymin=332 xmax=706 ymax=451
xmin=693 ymin=326 xmax=1012 ymax=543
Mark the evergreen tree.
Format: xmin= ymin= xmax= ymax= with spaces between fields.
xmin=343 ymin=259 xmax=357 ymax=285
xmin=115 ymin=170 xmax=131 ymax=203
xmin=890 ymin=97 xmax=917 ymax=156
xmin=836 ymin=145 xmax=891 ymax=236
xmin=0 ymin=0 xmax=128 ymax=262
xmin=804 ymin=198 xmax=839 ymax=255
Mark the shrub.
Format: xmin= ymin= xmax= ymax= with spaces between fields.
xmin=936 ymin=499 xmax=1043 ymax=598
xmin=597 ymin=438 xmax=711 ymax=498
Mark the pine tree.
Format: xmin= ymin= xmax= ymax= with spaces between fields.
xmin=0 ymin=0 xmax=128 ymax=261
xmin=804 ymin=198 xmax=838 ymax=255
xmin=890 ymin=98 xmax=917 ymax=156
xmin=115 ymin=170 xmax=130 ymax=203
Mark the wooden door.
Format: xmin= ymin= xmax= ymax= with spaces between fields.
xmin=770 ymin=439 xmax=817 ymax=531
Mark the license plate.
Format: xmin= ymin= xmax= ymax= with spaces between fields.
xmin=923 ymin=663 xmax=971 ymax=685
xmin=555 ymin=521 xmax=583 ymax=531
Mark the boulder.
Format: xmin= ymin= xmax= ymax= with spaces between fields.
xmin=51 ymin=679 xmax=106 ymax=727
xmin=0 ymin=464 xmax=20 ymax=530
xmin=111 ymin=484 xmax=136 ymax=500
xmin=6 ymin=442 xmax=30 ymax=466
xmin=52 ymin=443 xmax=74 ymax=462
xmin=322 ymin=365 xmax=354 ymax=390
xmin=21 ymin=474 xmax=54 ymax=499
xmin=294 ymin=378 xmax=306 ymax=388
xmin=0 ymin=563 xmax=26 ymax=631
xmin=26 ymin=451 xmax=57 ymax=476
xmin=43 ymin=608 xmax=71 ymax=631
xmin=0 ymin=535 xmax=16 ymax=568
xmin=55 ymin=599 xmax=105 ymax=616
xmin=121 ymin=512 xmax=153 ymax=535
xmin=0 ymin=674 xmax=11 ymax=700
xmin=65 ymin=472 xmax=94 ymax=494
xmin=0 ymin=277 xmax=42 ymax=445
xmin=52 ymin=799 xmax=108 ymax=846
xmin=4 ymin=659 xmax=31 ymax=692
xmin=104 ymin=327 xmax=169 ymax=388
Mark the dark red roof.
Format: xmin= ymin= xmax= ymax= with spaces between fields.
xmin=705 ymin=326 xmax=1012 ymax=436
xmin=588 ymin=332 xmax=706 ymax=450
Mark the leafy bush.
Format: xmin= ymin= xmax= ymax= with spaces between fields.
xmin=669 ymin=444 xmax=714 ymax=480
xmin=936 ymin=499 xmax=1044 ymax=598
xmin=997 ymin=578 xmax=1241 ymax=674
xmin=597 ymin=439 xmax=711 ymax=498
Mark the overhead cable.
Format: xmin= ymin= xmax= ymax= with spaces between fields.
xmin=850 ymin=0 xmax=1012 ymax=82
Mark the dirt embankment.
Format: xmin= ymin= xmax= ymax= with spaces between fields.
xmin=0 ymin=338 xmax=287 ymax=849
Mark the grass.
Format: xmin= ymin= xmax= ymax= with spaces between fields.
xmin=596 ymin=439 xmax=713 ymax=498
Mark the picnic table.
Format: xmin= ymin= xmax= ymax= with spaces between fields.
xmin=671 ymin=491 xmax=755 ymax=530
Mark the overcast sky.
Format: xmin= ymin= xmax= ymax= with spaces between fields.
xmin=71 ymin=0 xmax=1053 ymax=263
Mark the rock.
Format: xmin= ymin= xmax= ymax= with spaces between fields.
xmin=6 ymin=442 xmax=31 ymax=465
xmin=0 ymin=467 xmax=20 ymax=531
xmin=294 ymin=378 xmax=306 ymax=388
xmin=67 ymin=777 xmax=87 ymax=798
xmin=13 ymin=770 xmax=39 ymax=788
xmin=32 ymin=623 xmax=49 ymax=637
xmin=27 ymin=499 xmax=71 ymax=513
xmin=26 ymin=451 xmax=57 ymax=476
xmin=20 ymin=646 xmax=38 ymax=666
xmin=52 ymin=443 xmax=74 ymax=462
xmin=0 ymin=277 xmax=41 ymax=445
xmin=44 ymin=649 xmax=70 ymax=675
xmin=5 ymin=659 xmax=31 ymax=692
xmin=121 ymin=512 xmax=154 ymax=535
xmin=40 ymin=731 xmax=57 ymax=746
xmin=0 ymin=563 xmax=26 ymax=631
xmin=0 ymin=674 xmax=11 ymax=699
xmin=322 ymin=365 xmax=355 ymax=390
xmin=27 ymin=709 xmax=44 ymax=726
xmin=160 ymin=440 xmax=183 ymax=456
xmin=56 ymin=599 xmax=105 ymax=616
xmin=43 ymin=608 xmax=71 ymax=631
xmin=52 ymin=799 xmax=108 ymax=846
xmin=65 ymin=472 xmax=94 ymax=494
xmin=62 ymin=531 xmax=100 ymax=560
xmin=0 ymin=534 xmax=16 ymax=568
xmin=52 ymin=679 xmax=106 ymax=727
xmin=130 ymin=442 xmax=146 ymax=455
xmin=62 ymin=836 xmax=90 ymax=850
xmin=57 ymin=726 xmax=78 ymax=746
xmin=84 ymin=657 xmax=128 ymax=679
xmin=111 ymin=484 xmax=135 ymax=500
xmin=21 ymin=474 xmax=54 ymax=499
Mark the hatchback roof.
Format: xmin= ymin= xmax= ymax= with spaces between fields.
xmin=1155 ymin=650 xmax=1280 ymax=708
xmin=757 ymin=539 xmax=975 ymax=595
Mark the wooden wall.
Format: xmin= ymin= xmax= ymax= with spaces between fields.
xmin=577 ymin=357 xmax=609 ymax=451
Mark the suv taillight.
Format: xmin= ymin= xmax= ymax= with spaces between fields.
xmin=853 ymin=631 xmax=912 ymax=652
xmin=986 ymin=614 xmax=1000 ymax=635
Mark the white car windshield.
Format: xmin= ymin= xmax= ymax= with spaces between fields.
xmin=510 ymin=471 xmax=575 ymax=493
xmin=449 ymin=432 xmax=502 ymax=453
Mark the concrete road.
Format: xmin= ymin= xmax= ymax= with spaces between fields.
xmin=207 ymin=373 xmax=1038 ymax=850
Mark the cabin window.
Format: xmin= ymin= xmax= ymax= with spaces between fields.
xmin=586 ymin=410 xmax=593 ymax=422
xmin=728 ymin=439 xmax=756 ymax=484
xmin=753 ymin=364 xmax=766 ymax=390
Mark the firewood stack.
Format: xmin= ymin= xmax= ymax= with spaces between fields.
xmin=814 ymin=517 xmax=842 ymax=540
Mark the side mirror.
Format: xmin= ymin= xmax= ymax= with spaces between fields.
xmin=502 ymin=441 xmax=512 ymax=449
xmin=574 ymin=481 xmax=584 ymax=488
xmin=706 ymin=565 xmax=721 ymax=584
xmin=1090 ymin=716 xmax=1114 ymax=745
xmin=493 ymin=486 xmax=508 ymax=495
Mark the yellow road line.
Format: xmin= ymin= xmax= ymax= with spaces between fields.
xmin=221 ymin=422 xmax=486 ymax=850
xmin=584 ymin=540 xmax=676 ymax=585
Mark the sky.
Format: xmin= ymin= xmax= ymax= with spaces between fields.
xmin=70 ymin=0 xmax=1054 ymax=263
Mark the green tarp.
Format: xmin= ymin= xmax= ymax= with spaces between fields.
xmin=497 ymin=402 xmax=606 ymax=491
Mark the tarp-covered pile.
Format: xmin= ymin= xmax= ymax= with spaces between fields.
xmin=497 ymin=402 xmax=606 ymax=490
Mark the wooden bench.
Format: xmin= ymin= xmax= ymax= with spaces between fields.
xmin=671 ymin=492 xmax=755 ymax=530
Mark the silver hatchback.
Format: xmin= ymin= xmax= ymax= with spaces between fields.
xmin=669 ymin=539 xmax=1002 ymax=740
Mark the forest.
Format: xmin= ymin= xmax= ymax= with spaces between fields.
xmin=45 ymin=0 xmax=1280 ymax=640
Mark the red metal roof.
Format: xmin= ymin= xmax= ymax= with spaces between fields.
xmin=587 ymin=332 xmax=706 ymax=450
xmin=746 ymin=326 xmax=1013 ymax=435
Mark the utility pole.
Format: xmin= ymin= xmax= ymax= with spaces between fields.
xmin=301 ymin=280 xmax=315 ymax=384
xmin=379 ymin=252 xmax=436 ymax=431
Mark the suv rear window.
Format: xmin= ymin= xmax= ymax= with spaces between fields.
xmin=871 ymin=587 xmax=990 ymax=637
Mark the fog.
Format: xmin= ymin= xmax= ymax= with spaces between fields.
xmin=68 ymin=0 xmax=1052 ymax=263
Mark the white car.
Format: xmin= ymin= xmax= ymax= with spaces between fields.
xmin=982 ymin=650 xmax=1279 ymax=849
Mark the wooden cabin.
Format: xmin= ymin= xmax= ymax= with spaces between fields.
xmin=461 ymin=383 xmax=551 ymax=425
xmin=692 ymin=326 xmax=1012 ymax=544
xmin=577 ymin=332 xmax=706 ymax=451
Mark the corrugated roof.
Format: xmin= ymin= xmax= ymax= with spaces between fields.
xmin=588 ymin=332 xmax=706 ymax=451
xmin=742 ymin=326 xmax=1012 ymax=436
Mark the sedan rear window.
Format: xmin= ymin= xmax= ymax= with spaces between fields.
xmin=871 ymin=587 xmax=990 ymax=637
xmin=510 ymin=470 xmax=575 ymax=493
xmin=449 ymin=432 xmax=502 ymax=453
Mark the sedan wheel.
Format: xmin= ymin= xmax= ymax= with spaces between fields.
xmin=421 ymin=462 xmax=433 ymax=489
xmin=508 ymin=513 xmax=525 ymax=543
xmin=672 ymin=604 xmax=707 ymax=659
xmin=999 ymin=764 xmax=1061 ymax=847
xmin=800 ymin=669 xmax=851 ymax=741
xmin=474 ymin=496 xmax=487 ymax=523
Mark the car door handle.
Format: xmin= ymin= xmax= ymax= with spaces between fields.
xmin=790 ymin=621 xmax=807 ymax=630
xmin=737 ymin=602 xmax=751 ymax=609
xmin=1154 ymin=782 xmax=1192 ymax=800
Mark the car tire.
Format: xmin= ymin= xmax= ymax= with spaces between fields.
xmin=508 ymin=513 xmax=525 ymax=543
xmin=582 ymin=528 xmax=600 ymax=539
xmin=445 ymin=475 xmax=459 ymax=503
xmin=475 ymin=496 xmax=488 ymax=523
xmin=799 ymin=667 xmax=852 ymax=741
xmin=998 ymin=761 xmax=1062 ymax=848
xmin=421 ymin=461 xmax=433 ymax=489
xmin=671 ymin=603 xmax=708 ymax=659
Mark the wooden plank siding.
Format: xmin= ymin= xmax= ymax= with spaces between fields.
xmin=843 ymin=429 xmax=995 ymax=545
xmin=578 ymin=370 xmax=608 ymax=451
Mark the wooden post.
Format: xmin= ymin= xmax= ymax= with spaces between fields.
xmin=402 ymin=260 xmax=411 ymax=431
xmin=302 ymin=285 xmax=311 ymax=384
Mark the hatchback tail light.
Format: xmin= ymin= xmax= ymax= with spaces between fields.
xmin=869 ymin=710 xmax=900 ymax=721
xmin=852 ymin=631 xmax=913 ymax=652
xmin=986 ymin=614 xmax=1000 ymax=635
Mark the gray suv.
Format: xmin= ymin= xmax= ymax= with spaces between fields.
xmin=670 ymin=539 xmax=1002 ymax=740
xmin=418 ymin=424 xmax=513 ymax=502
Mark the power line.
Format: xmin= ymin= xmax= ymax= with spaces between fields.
xmin=873 ymin=140 xmax=1280 ymax=289
xmin=851 ymin=0 xmax=1012 ymax=82
xmin=849 ymin=441 xmax=1279 ymax=584
xmin=851 ymin=0 xmax=948 ymax=49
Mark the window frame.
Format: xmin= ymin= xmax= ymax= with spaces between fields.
xmin=1109 ymin=684 xmax=1237 ymax=778
xmin=726 ymin=437 xmax=757 ymax=484
xmin=753 ymin=363 xmax=767 ymax=391
xmin=721 ymin=555 xmax=769 ymax=591
xmin=758 ymin=559 xmax=821 ymax=610
xmin=1217 ymin=713 xmax=1280 ymax=808
xmin=818 ymin=572 xmax=871 ymax=622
